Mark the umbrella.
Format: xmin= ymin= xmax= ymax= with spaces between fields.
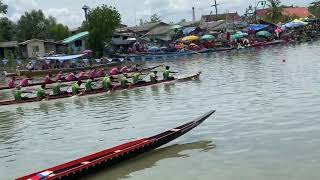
xmin=292 ymin=19 xmax=308 ymax=25
xmin=231 ymin=34 xmax=243 ymax=40
xmin=200 ymin=34 xmax=215 ymax=41
xmin=256 ymin=31 xmax=272 ymax=38
xmin=181 ymin=35 xmax=199 ymax=42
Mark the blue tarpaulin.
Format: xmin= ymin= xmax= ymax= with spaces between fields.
xmin=183 ymin=27 xmax=197 ymax=35
xmin=247 ymin=24 xmax=269 ymax=31
xmin=43 ymin=54 xmax=86 ymax=61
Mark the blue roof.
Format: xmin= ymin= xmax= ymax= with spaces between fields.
xmin=63 ymin=31 xmax=89 ymax=44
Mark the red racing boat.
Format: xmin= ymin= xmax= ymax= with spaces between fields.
xmin=16 ymin=110 xmax=215 ymax=180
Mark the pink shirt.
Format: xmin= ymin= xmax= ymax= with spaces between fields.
xmin=120 ymin=67 xmax=128 ymax=74
xmin=8 ymin=79 xmax=15 ymax=88
xmin=110 ymin=68 xmax=119 ymax=75
xmin=44 ymin=75 xmax=52 ymax=84
xmin=66 ymin=73 xmax=75 ymax=81
xmin=20 ymin=78 xmax=29 ymax=87
xmin=56 ymin=73 xmax=62 ymax=81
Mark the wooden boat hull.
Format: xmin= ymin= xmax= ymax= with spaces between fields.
xmin=16 ymin=110 xmax=215 ymax=180
xmin=0 ymin=72 xmax=201 ymax=106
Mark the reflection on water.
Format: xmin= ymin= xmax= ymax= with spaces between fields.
xmin=82 ymin=141 xmax=216 ymax=180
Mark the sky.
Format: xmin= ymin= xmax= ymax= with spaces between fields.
xmin=3 ymin=0 xmax=314 ymax=28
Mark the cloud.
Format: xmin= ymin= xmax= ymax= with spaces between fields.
xmin=47 ymin=8 xmax=84 ymax=28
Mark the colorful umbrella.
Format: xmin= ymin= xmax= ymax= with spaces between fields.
xmin=200 ymin=34 xmax=215 ymax=41
xmin=256 ymin=31 xmax=272 ymax=37
xmin=231 ymin=34 xmax=243 ymax=40
xmin=181 ymin=35 xmax=199 ymax=42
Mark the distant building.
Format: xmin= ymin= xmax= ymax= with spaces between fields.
xmin=63 ymin=31 xmax=89 ymax=55
xmin=0 ymin=41 xmax=18 ymax=58
xmin=202 ymin=13 xmax=241 ymax=22
xmin=256 ymin=7 xmax=312 ymax=20
xmin=19 ymin=39 xmax=64 ymax=58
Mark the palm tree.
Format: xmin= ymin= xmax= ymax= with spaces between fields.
xmin=265 ymin=0 xmax=283 ymax=23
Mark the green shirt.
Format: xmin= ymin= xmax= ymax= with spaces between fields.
xmin=52 ymin=84 xmax=61 ymax=95
xmin=15 ymin=90 xmax=22 ymax=101
xmin=163 ymin=70 xmax=170 ymax=80
xmin=85 ymin=79 xmax=93 ymax=91
xmin=36 ymin=87 xmax=46 ymax=99
xmin=121 ymin=76 xmax=129 ymax=87
xmin=133 ymin=73 xmax=140 ymax=83
xmin=102 ymin=77 xmax=112 ymax=90
xmin=72 ymin=83 xmax=80 ymax=95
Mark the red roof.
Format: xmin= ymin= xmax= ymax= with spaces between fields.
xmin=282 ymin=7 xmax=311 ymax=18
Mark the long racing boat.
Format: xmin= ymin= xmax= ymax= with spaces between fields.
xmin=0 ymin=72 xmax=201 ymax=106
xmin=15 ymin=110 xmax=215 ymax=180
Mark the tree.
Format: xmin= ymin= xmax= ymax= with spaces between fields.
xmin=0 ymin=0 xmax=7 ymax=14
xmin=0 ymin=17 xmax=16 ymax=41
xmin=50 ymin=23 xmax=70 ymax=41
xmin=150 ymin=13 xmax=162 ymax=23
xmin=265 ymin=0 xmax=283 ymax=23
xmin=309 ymin=1 xmax=320 ymax=18
xmin=17 ymin=10 xmax=51 ymax=41
xmin=87 ymin=5 xmax=121 ymax=57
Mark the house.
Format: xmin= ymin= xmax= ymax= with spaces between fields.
xmin=19 ymin=39 xmax=63 ymax=58
xmin=202 ymin=13 xmax=241 ymax=22
xmin=144 ymin=25 xmax=173 ymax=41
xmin=63 ymin=31 xmax=89 ymax=55
xmin=179 ymin=20 xmax=201 ymax=28
xmin=0 ymin=41 xmax=18 ymax=58
xmin=256 ymin=7 xmax=312 ymax=20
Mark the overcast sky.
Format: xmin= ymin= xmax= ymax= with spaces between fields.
xmin=3 ymin=0 xmax=314 ymax=28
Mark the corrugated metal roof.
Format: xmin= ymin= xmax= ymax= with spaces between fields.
xmin=0 ymin=41 xmax=18 ymax=48
xmin=63 ymin=31 xmax=89 ymax=44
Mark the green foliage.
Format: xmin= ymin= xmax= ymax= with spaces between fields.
xmin=0 ymin=17 xmax=16 ymax=41
xmin=0 ymin=0 xmax=7 ymax=14
xmin=87 ymin=4 xmax=121 ymax=57
xmin=264 ymin=0 xmax=283 ymax=23
xmin=309 ymin=1 xmax=320 ymax=18
xmin=150 ymin=13 xmax=162 ymax=23
xmin=50 ymin=23 xmax=70 ymax=41
xmin=17 ymin=10 xmax=70 ymax=41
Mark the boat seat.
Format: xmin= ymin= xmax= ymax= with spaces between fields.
xmin=81 ymin=161 xmax=90 ymax=165
xmin=171 ymin=129 xmax=180 ymax=132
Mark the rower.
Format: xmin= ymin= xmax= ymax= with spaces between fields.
xmin=36 ymin=84 xmax=48 ymax=100
xmin=85 ymin=78 xmax=93 ymax=92
xmin=44 ymin=74 xmax=53 ymax=84
xmin=97 ymin=69 xmax=106 ymax=77
xmin=66 ymin=72 xmax=76 ymax=81
xmin=52 ymin=80 xmax=62 ymax=95
xmin=120 ymin=74 xmax=130 ymax=88
xmin=133 ymin=72 xmax=141 ymax=84
xmin=163 ymin=66 xmax=176 ymax=81
xmin=102 ymin=76 xmax=114 ymax=90
xmin=130 ymin=64 xmax=140 ymax=72
xmin=150 ymin=71 xmax=158 ymax=83
xmin=110 ymin=67 xmax=120 ymax=76
xmin=19 ymin=77 xmax=29 ymax=87
xmin=56 ymin=71 xmax=63 ymax=81
xmin=120 ymin=66 xmax=129 ymax=74
xmin=7 ymin=77 xmax=16 ymax=88
xmin=14 ymin=86 xmax=25 ymax=101
xmin=72 ymin=80 xmax=82 ymax=95
xmin=77 ymin=71 xmax=88 ymax=80
xmin=88 ymin=69 xmax=97 ymax=79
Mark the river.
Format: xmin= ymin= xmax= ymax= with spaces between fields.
xmin=0 ymin=41 xmax=320 ymax=180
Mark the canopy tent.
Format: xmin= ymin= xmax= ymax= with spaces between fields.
xmin=282 ymin=19 xmax=308 ymax=29
xmin=181 ymin=35 xmax=199 ymax=42
xmin=247 ymin=24 xmax=269 ymax=31
xmin=43 ymin=54 xmax=86 ymax=61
